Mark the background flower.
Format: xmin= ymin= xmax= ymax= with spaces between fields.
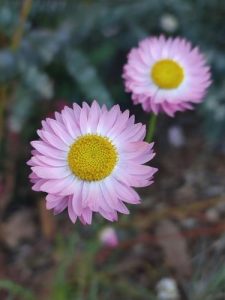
xmin=123 ymin=36 xmax=211 ymax=116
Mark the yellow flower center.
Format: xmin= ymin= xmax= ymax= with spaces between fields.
xmin=67 ymin=134 xmax=118 ymax=182
xmin=151 ymin=59 xmax=184 ymax=89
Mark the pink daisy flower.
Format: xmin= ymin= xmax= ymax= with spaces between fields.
xmin=28 ymin=101 xmax=157 ymax=225
xmin=123 ymin=36 xmax=212 ymax=116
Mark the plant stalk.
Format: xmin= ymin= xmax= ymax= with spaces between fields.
xmin=145 ymin=114 xmax=157 ymax=143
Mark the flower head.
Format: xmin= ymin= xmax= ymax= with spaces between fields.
xmin=28 ymin=101 xmax=157 ymax=224
xmin=123 ymin=36 xmax=211 ymax=116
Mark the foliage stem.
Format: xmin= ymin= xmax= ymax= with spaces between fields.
xmin=11 ymin=0 xmax=33 ymax=51
xmin=0 ymin=0 xmax=32 ymax=145
xmin=0 ymin=86 xmax=7 ymax=149
xmin=1 ymin=0 xmax=32 ymax=135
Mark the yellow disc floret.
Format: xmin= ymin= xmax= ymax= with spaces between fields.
xmin=67 ymin=134 xmax=118 ymax=182
xmin=151 ymin=59 xmax=184 ymax=89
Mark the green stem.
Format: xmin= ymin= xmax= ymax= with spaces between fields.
xmin=145 ymin=114 xmax=157 ymax=143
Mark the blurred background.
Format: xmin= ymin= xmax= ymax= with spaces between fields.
xmin=0 ymin=0 xmax=225 ymax=299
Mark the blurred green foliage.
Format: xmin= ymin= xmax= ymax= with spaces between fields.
xmin=0 ymin=279 xmax=36 ymax=300
xmin=2 ymin=231 xmax=225 ymax=300
xmin=0 ymin=0 xmax=224 ymax=142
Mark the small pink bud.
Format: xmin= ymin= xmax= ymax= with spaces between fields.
xmin=99 ymin=227 xmax=118 ymax=248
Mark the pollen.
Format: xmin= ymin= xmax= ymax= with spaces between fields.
xmin=151 ymin=59 xmax=184 ymax=89
xmin=67 ymin=134 xmax=118 ymax=182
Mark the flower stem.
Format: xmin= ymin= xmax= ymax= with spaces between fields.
xmin=145 ymin=114 xmax=157 ymax=143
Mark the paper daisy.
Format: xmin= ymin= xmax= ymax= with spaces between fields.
xmin=123 ymin=36 xmax=211 ymax=116
xmin=28 ymin=101 xmax=157 ymax=224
